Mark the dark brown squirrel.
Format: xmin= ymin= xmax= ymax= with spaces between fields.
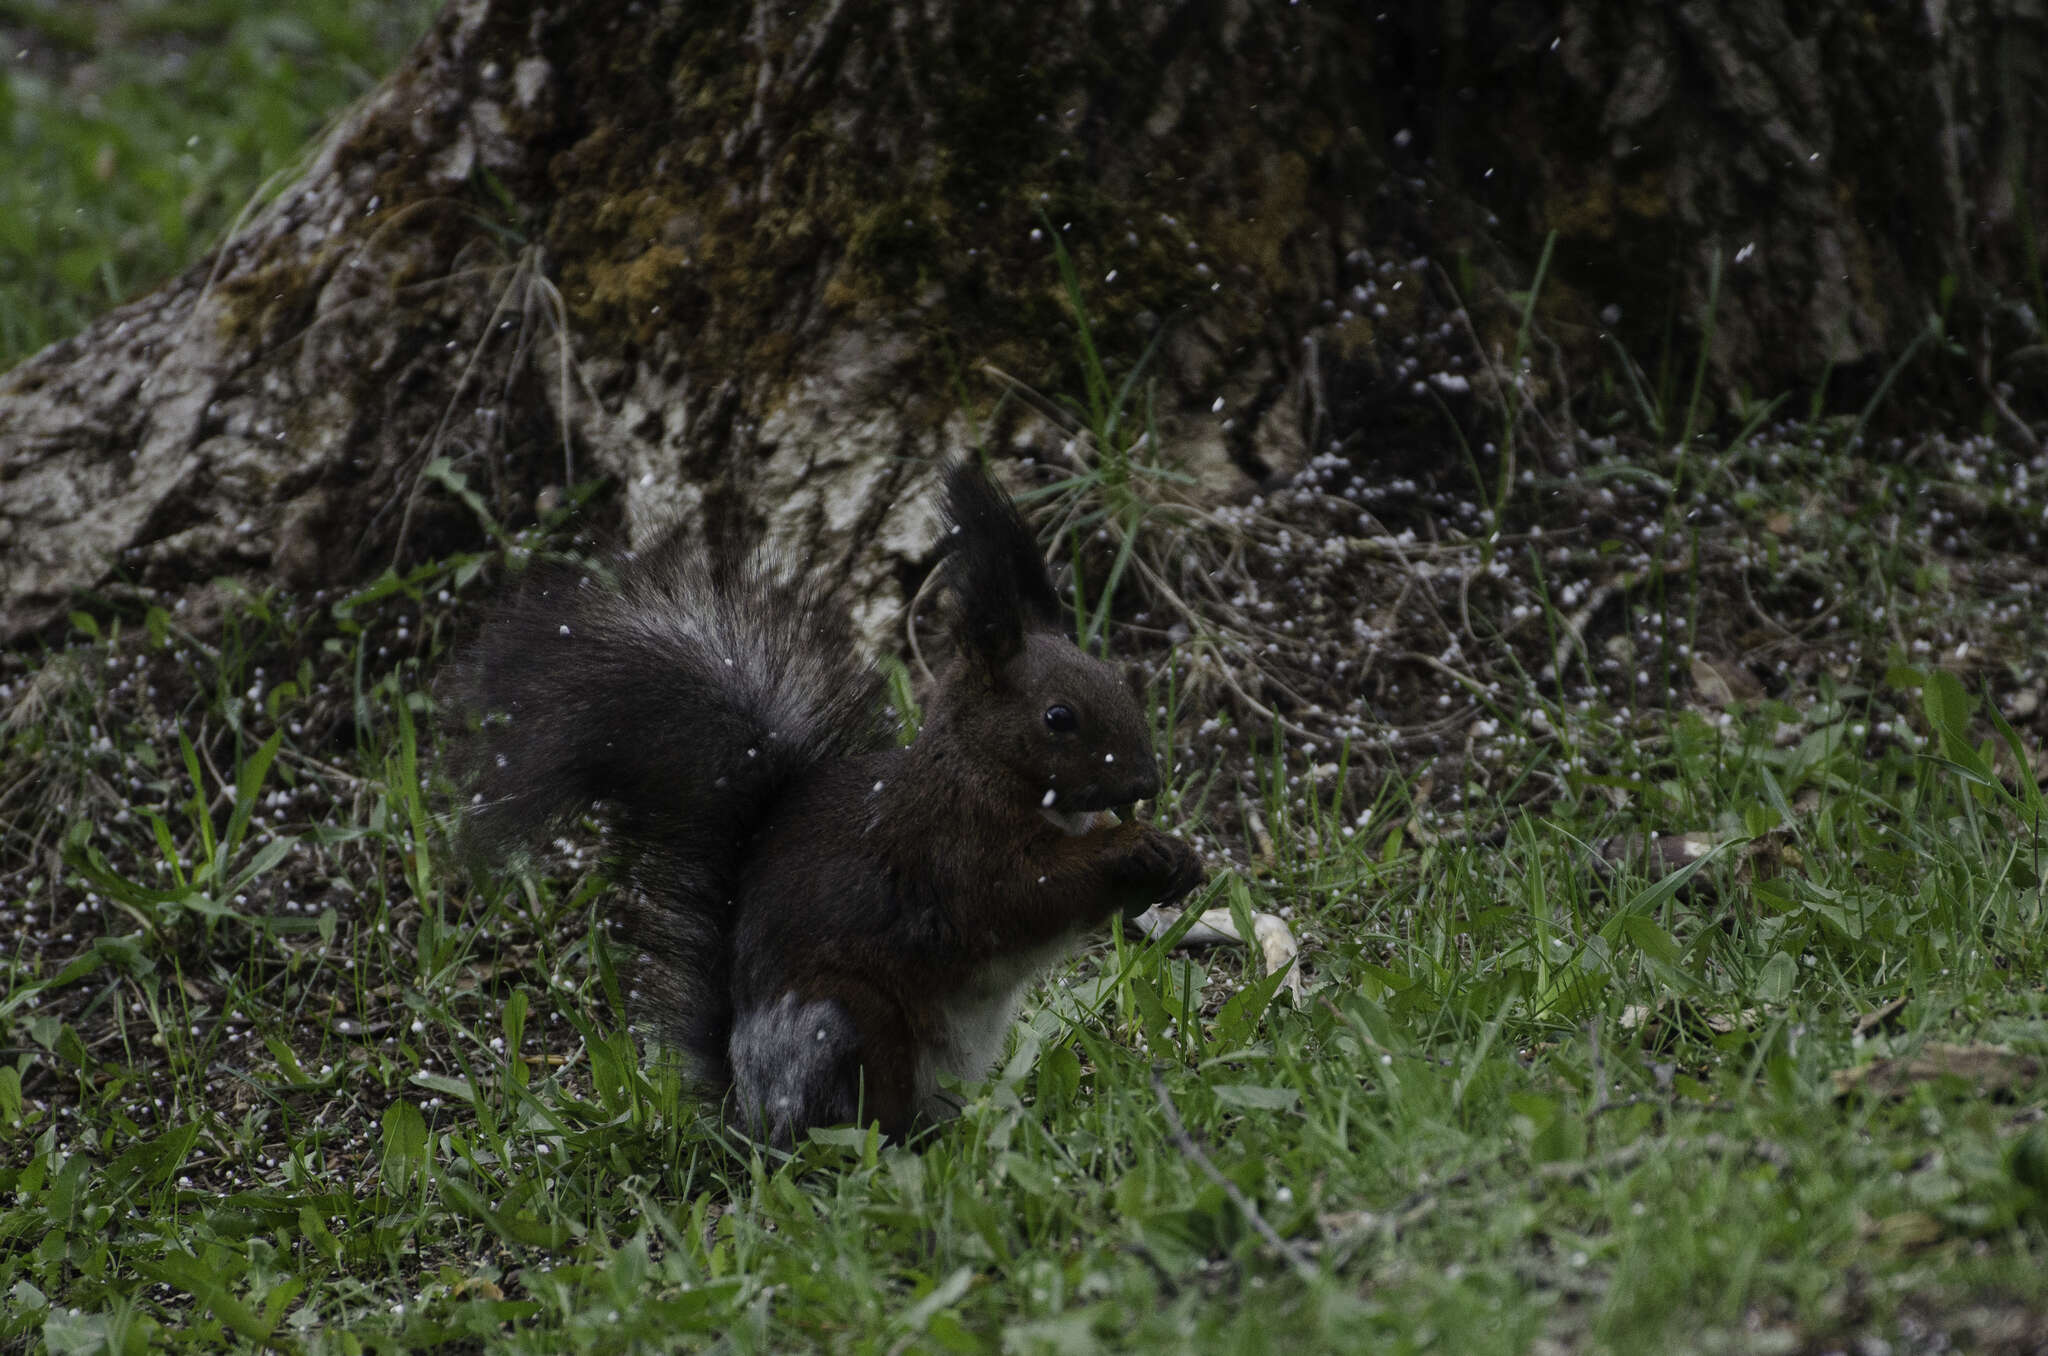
xmin=452 ymin=460 xmax=1204 ymax=1145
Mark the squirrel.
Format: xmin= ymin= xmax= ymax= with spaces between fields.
xmin=453 ymin=460 xmax=1205 ymax=1146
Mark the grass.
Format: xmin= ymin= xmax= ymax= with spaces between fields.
xmin=4 ymin=7 xmax=2048 ymax=1352
xmin=4 ymin=420 xmax=2045 ymax=1352
xmin=0 ymin=0 xmax=435 ymax=369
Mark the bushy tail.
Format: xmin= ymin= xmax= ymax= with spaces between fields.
xmin=449 ymin=531 xmax=892 ymax=1082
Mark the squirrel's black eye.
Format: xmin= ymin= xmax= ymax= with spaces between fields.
xmin=1043 ymin=704 xmax=1078 ymax=734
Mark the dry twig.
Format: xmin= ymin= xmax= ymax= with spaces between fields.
xmin=1150 ymin=1067 xmax=1320 ymax=1284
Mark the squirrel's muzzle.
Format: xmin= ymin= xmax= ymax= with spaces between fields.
xmin=1057 ymin=753 xmax=1161 ymax=813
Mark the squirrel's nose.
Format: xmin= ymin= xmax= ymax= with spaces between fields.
xmin=1122 ymin=752 xmax=1161 ymax=804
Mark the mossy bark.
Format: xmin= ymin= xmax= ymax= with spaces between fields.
xmin=3 ymin=0 xmax=2042 ymax=642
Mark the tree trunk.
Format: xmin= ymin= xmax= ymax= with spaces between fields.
xmin=4 ymin=0 xmax=2043 ymax=642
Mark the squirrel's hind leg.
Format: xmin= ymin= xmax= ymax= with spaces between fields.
xmin=727 ymin=987 xmax=917 ymax=1147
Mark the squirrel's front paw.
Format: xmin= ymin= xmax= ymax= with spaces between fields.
xmin=1157 ymin=831 xmax=1205 ymax=903
xmin=1112 ymin=826 xmax=1205 ymax=907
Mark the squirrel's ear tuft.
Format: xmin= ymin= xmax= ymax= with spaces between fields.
xmin=941 ymin=459 xmax=1063 ymax=663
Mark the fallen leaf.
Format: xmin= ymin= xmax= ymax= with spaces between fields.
xmin=1617 ymin=997 xmax=1760 ymax=1049
xmin=1851 ymin=995 xmax=1910 ymax=1039
xmin=1318 ymin=1208 xmax=1381 ymax=1235
xmin=1870 ymin=1211 xmax=1944 ymax=1250
xmin=1832 ymin=1043 xmax=2045 ymax=1100
xmin=1590 ymin=831 xmax=1719 ymax=883
xmin=1588 ymin=829 xmax=1797 ymax=906
xmin=1690 ymin=655 xmax=1763 ymax=708
xmin=1131 ymin=904 xmax=1305 ymax=1000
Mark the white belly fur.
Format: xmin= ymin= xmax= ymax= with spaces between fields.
xmin=916 ymin=934 xmax=1078 ymax=1118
